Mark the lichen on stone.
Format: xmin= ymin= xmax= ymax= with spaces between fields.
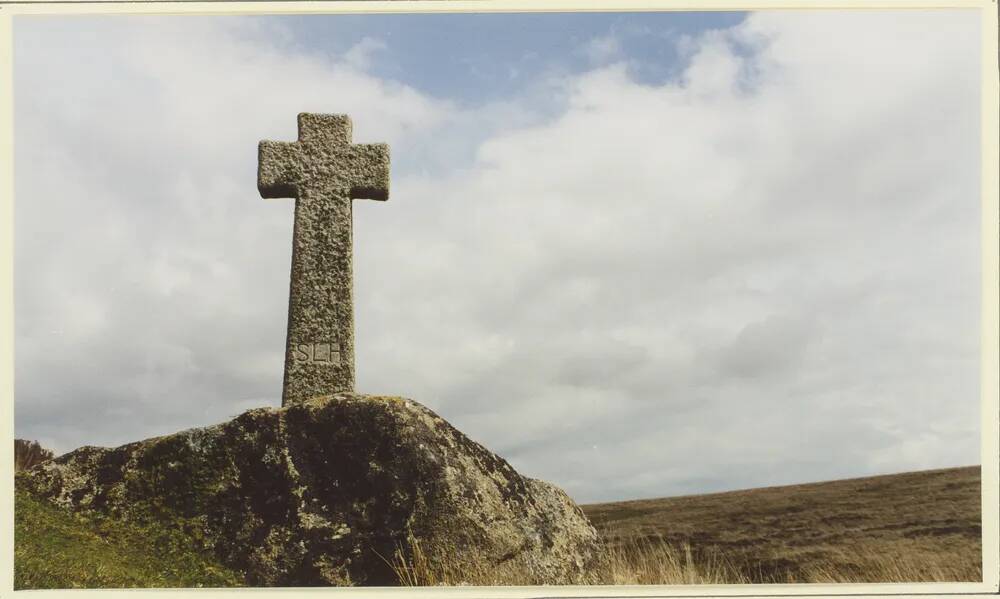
xmin=16 ymin=393 xmax=601 ymax=586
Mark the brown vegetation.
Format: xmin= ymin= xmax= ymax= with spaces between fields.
xmin=582 ymin=466 xmax=982 ymax=583
xmin=390 ymin=532 xmax=981 ymax=585
xmin=14 ymin=439 xmax=54 ymax=472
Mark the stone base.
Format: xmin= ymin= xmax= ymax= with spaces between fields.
xmin=16 ymin=393 xmax=601 ymax=586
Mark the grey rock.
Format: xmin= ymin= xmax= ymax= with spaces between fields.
xmin=258 ymin=114 xmax=390 ymax=406
xmin=17 ymin=394 xmax=602 ymax=586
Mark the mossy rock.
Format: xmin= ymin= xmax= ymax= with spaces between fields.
xmin=16 ymin=393 xmax=601 ymax=586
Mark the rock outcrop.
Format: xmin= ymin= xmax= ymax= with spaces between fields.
xmin=16 ymin=394 xmax=601 ymax=586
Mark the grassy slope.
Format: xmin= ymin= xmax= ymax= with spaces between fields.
xmin=581 ymin=465 xmax=982 ymax=583
xmin=15 ymin=488 xmax=244 ymax=589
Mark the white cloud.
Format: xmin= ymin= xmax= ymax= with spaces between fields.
xmin=342 ymin=36 xmax=387 ymax=71
xmin=582 ymin=33 xmax=622 ymax=65
xmin=14 ymin=11 xmax=981 ymax=502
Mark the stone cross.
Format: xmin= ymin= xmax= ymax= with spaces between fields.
xmin=258 ymin=113 xmax=390 ymax=406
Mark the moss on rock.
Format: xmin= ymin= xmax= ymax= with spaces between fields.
xmin=17 ymin=393 xmax=601 ymax=586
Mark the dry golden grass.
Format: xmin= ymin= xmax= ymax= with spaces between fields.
xmin=798 ymin=539 xmax=983 ymax=583
xmin=598 ymin=537 xmax=751 ymax=584
xmin=598 ymin=534 xmax=982 ymax=584
xmin=386 ymin=539 xmax=548 ymax=587
xmin=390 ymin=535 xmax=982 ymax=586
xmin=14 ymin=439 xmax=54 ymax=473
xmin=390 ymin=467 xmax=982 ymax=585
xmin=387 ymin=537 xmax=752 ymax=586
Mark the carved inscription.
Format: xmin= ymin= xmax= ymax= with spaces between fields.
xmin=291 ymin=342 xmax=342 ymax=366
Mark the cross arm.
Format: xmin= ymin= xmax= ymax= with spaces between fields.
xmin=257 ymin=113 xmax=390 ymax=202
xmin=344 ymin=143 xmax=390 ymax=202
xmin=258 ymin=140 xmax=303 ymax=199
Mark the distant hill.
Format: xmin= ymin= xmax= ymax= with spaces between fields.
xmin=581 ymin=466 xmax=982 ymax=583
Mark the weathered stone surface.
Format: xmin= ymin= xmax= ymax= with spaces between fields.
xmin=258 ymin=114 xmax=390 ymax=406
xmin=17 ymin=394 xmax=601 ymax=586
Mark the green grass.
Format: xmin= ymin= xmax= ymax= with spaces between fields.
xmin=15 ymin=488 xmax=245 ymax=589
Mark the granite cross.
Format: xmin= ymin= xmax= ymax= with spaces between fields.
xmin=258 ymin=113 xmax=390 ymax=406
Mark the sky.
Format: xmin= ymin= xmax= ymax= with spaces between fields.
xmin=12 ymin=9 xmax=983 ymax=504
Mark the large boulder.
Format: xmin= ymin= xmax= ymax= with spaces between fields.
xmin=16 ymin=394 xmax=601 ymax=586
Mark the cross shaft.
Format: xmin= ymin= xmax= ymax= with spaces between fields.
xmin=258 ymin=113 xmax=390 ymax=406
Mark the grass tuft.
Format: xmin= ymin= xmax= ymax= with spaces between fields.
xmin=386 ymin=538 xmax=548 ymax=586
xmin=15 ymin=439 xmax=54 ymax=472
xmin=388 ymin=535 xmax=982 ymax=586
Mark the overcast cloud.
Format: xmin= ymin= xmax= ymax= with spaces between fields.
xmin=13 ymin=10 xmax=981 ymax=503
